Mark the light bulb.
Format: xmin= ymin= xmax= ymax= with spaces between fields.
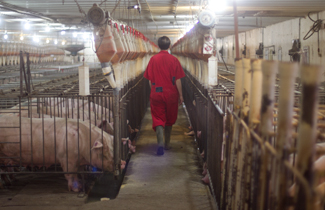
xmin=83 ymin=33 xmax=88 ymax=40
xmin=33 ymin=36 xmax=39 ymax=42
xmin=209 ymin=0 xmax=228 ymax=12
xmin=45 ymin=25 xmax=50 ymax=32
xmin=54 ymin=40 xmax=58 ymax=45
xmin=46 ymin=39 xmax=49 ymax=43
xmin=4 ymin=34 xmax=8 ymax=39
xmin=24 ymin=21 xmax=30 ymax=30
xmin=62 ymin=41 xmax=65 ymax=45
xmin=73 ymin=32 xmax=77 ymax=38
xmin=20 ymin=36 xmax=24 ymax=41
xmin=61 ymin=31 xmax=65 ymax=35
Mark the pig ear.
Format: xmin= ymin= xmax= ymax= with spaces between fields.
xmin=97 ymin=120 xmax=107 ymax=129
xmin=91 ymin=141 xmax=103 ymax=150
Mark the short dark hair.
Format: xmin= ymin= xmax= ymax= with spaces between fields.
xmin=158 ymin=36 xmax=171 ymax=50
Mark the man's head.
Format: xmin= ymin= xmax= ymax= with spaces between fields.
xmin=158 ymin=36 xmax=171 ymax=50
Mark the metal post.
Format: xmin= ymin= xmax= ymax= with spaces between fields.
xmin=113 ymin=88 xmax=121 ymax=176
xmin=255 ymin=60 xmax=277 ymax=210
xmin=295 ymin=64 xmax=321 ymax=210
xmin=273 ymin=62 xmax=298 ymax=210
xmin=233 ymin=1 xmax=240 ymax=59
xmin=20 ymin=51 xmax=23 ymax=96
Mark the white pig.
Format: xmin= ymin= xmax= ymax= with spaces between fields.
xmin=0 ymin=116 xmax=114 ymax=192
xmin=0 ymin=106 xmax=114 ymax=135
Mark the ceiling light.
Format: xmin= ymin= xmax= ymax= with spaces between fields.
xmin=62 ymin=41 xmax=65 ymax=45
xmin=54 ymin=39 xmax=58 ymax=45
xmin=61 ymin=31 xmax=65 ymax=35
xmin=33 ymin=36 xmax=39 ymax=42
xmin=83 ymin=33 xmax=88 ymax=40
xmin=24 ymin=21 xmax=30 ymax=29
xmin=73 ymin=32 xmax=77 ymax=38
xmin=4 ymin=34 xmax=8 ymax=40
xmin=209 ymin=0 xmax=228 ymax=12
xmin=127 ymin=4 xmax=141 ymax=13
xmin=46 ymin=39 xmax=49 ymax=43
xmin=128 ymin=4 xmax=139 ymax=9
xmin=45 ymin=24 xmax=50 ymax=32
xmin=20 ymin=35 xmax=24 ymax=41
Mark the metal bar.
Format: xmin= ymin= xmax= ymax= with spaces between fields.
xmin=42 ymin=97 xmax=45 ymax=170
xmin=54 ymin=98 xmax=57 ymax=172
xmin=234 ymin=1 xmax=240 ymax=59
xmin=77 ymin=96 xmax=80 ymax=172
xmin=30 ymin=97 xmax=33 ymax=170
xmin=113 ymin=88 xmax=121 ymax=176
xmin=295 ymin=64 xmax=322 ymax=210
xmin=89 ymin=98 xmax=92 ymax=166
xmin=19 ymin=96 xmax=22 ymax=168
xmin=66 ymin=98 xmax=68 ymax=172
xmin=19 ymin=51 xmax=23 ymax=96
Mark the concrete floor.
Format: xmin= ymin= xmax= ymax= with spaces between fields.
xmin=0 ymin=106 xmax=217 ymax=210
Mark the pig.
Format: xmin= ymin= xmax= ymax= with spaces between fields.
xmin=0 ymin=116 xmax=114 ymax=192
xmin=184 ymin=130 xmax=195 ymax=136
xmin=122 ymin=138 xmax=136 ymax=154
xmin=289 ymin=155 xmax=325 ymax=197
xmin=43 ymin=97 xmax=113 ymax=114
xmin=202 ymin=174 xmax=210 ymax=184
xmin=1 ymin=106 xmax=114 ymax=136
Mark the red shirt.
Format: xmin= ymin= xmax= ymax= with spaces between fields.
xmin=144 ymin=51 xmax=185 ymax=93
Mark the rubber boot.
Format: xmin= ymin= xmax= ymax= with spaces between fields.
xmin=156 ymin=126 xmax=164 ymax=155
xmin=164 ymin=126 xmax=172 ymax=150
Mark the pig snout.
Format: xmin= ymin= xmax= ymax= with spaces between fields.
xmin=128 ymin=139 xmax=136 ymax=153
xmin=202 ymin=174 xmax=210 ymax=185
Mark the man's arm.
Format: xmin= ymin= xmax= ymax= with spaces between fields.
xmin=176 ymin=79 xmax=183 ymax=105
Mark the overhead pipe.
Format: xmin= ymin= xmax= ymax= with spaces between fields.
xmin=0 ymin=2 xmax=58 ymax=22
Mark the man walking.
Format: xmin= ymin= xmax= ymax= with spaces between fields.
xmin=144 ymin=36 xmax=185 ymax=156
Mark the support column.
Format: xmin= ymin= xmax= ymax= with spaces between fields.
xmin=113 ymin=88 xmax=121 ymax=176
xmin=78 ymin=64 xmax=90 ymax=96
xmin=208 ymin=56 xmax=218 ymax=87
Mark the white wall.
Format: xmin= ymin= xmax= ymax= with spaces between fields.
xmin=217 ymin=10 xmax=325 ymax=67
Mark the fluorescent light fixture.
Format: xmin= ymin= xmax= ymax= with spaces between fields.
xmin=20 ymin=35 xmax=24 ymax=41
xmin=62 ymin=41 xmax=65 ymax=45
xmin=24 ymin=21 xmax=30 ymax=29
xmin=46 ymin=39 xmax=49 ymax=43
xmin=33 ymin=36 xmax=39 ymax=42
xmin=45 ymin=24 xmax=50 ymax=32
xmin=4 ymin=34 xmax=8 ymax=39
xmin=54 ymin=39 xmax=58 ymax=45
xmin=73 ymin=32 xmax=77 ymax=38
xmin=61 ymin=31 xmax=65 ymax=35
xmin=83 ymin=33 xmax=88 ymax=40
xmin=209 ymin=0 xmax=228 ymax=12
xmin=128 ymin=4 xmax=139 ymax=9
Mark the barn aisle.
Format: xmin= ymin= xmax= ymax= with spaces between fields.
xmin=81 ymin=105 xmax=217 ymax=210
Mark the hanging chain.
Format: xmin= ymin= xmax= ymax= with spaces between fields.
xmin=73 ymin=0 xmax=87 ymax=17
